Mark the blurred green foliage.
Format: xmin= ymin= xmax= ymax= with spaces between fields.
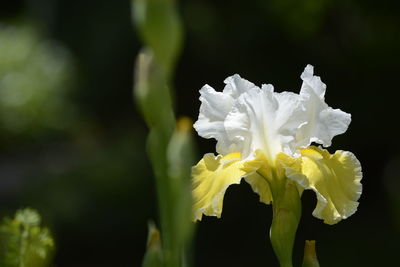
xmin=0 ymin=23 xmax=75 ymax=137
xmin=0 ymin=208 xmax=54 ymax=267
xmin=133 ymin=0 xmax=182 ymax=78
xmin=133 ymin=0 xmax=195 ymax=266
xmin=141 ymin=222 xmax=163 ymax=267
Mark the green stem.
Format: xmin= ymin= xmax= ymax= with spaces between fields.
xmin=268 ymin=170 xmax=302 ymax=267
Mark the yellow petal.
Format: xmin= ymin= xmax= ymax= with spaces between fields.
xmin=282 ymin=146 xmax=362 ymax=225
xmin=244 ymin=173 xmax=273 ymax=205
xmin=242 ymin=150 xmax=273 ymax=205
xmin=192 ymin=152 xmax=248 ymax=221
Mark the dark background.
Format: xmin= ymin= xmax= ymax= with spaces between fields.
xmin=1 ymin=0 xmax=399 ymax=266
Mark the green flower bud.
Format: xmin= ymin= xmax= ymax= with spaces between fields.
xmin=302 ymin=240 xmax=320 ymax=267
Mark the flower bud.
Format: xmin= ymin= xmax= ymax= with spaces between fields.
xmin=302 ymin=240 xmax=320 ymax=267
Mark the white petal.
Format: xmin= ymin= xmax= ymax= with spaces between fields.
xmin=224 ymin=86 xmax=305 ymax=160
xmin=198 ymin=84 xmax=234 ymax=122
xmin=296 ymin=65 xmax=351 ymax=148
xmin=300 ymin=64 xmax=326 ymax=98
xmin=223 ymin=74 xmax=258 ymax=98
xmin=194 ymin=75 xmax=258 ymax=155
xmin=193 ymin=85 xmax=234 ymax=153
xmin=193 ymin=113 xmax=224 ymax=139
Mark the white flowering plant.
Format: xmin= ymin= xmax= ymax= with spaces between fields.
xmin=192 ymin=65 xmax=362 ymax=267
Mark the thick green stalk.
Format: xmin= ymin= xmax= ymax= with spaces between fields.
xmin=132 ymin=1 xmax=194 ymax=267
xmin=268 ymin=169 xmax=302 ymax=267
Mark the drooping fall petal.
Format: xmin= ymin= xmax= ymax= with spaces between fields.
xmin=192 ymin=152 xmax=249 ymax=221
xmin=283 ymin=146 xmax=362 ymax=224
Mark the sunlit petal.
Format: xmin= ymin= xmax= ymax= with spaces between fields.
xmin=193 ymin=75 xmax=256 ymax=155
xmin=242 ymin=150 xmax=274 ymax=204
xmin=296 ymin=65 xmax=351 ymax=148
xmin=192 ymin=152 xmax=249 ymax=221
xmin=222 ymin=74 xmax=258 ymax=98
xmin=283 ymin=146 xmax=362 ymax=224
xmin=193 ymin=85 xmax=234 ymax=154
xmin=244 ymin=173 xmax=273 ymax=205
xmin=224 ymin=85 xmax=305 ymax=160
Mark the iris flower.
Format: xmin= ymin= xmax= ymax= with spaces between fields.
xmin=192 ymin=64 xmax=362 ymax=226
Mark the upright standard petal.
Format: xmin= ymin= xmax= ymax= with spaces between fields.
xmin=224 ymin=85 xmax=305 ymax=161
xmin=192 ymin=152 xmax=249 ymax=221
xmin=283 ymin=146 xmax=362 ymax=225
xmin=193 ymin=75 xmax=257 ymax=155
xmin=296 ymin=65 xmax=351 ymax=148
xmin=223 ymin=74 xmax=258 ymax=98
xmin=193 ymin=85 xmax=233 ymax=139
